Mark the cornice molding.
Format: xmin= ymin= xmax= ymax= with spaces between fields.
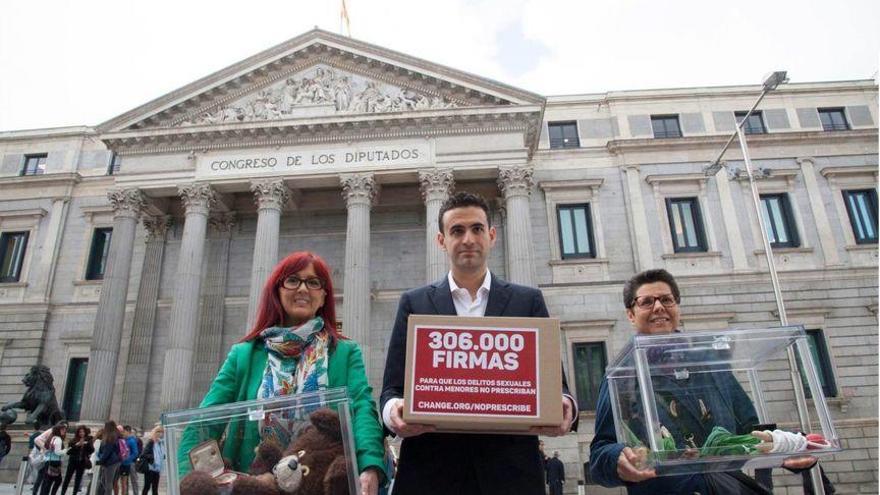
xmin=101 ymin=107 xmax=542 ymax=157
xmin=0 ymin=172 xmax=82 ymax=189
xmin=606 ymin=128 xmax=878 ymax=156
xmin=820 ymin=165 xmax=879 ymax=178
xmin=645 ymin=173 xmax=709 ymax=185
xmin=538 ymin=179 xmax=604 ymax=191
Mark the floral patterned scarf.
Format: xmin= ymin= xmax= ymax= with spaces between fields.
xmin=257 ymin=317 xmax=329 ymax=399
xmin=257 ymin=317 xmax=330 ymax=446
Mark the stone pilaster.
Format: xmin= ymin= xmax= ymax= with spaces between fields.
xmin=715 ymin=164 xmax=749 ymax=271
xmin=246 ymin=180 xmax=291 ymax=329
xmin=80 ymin=188 xmax=144 ymax=422
xmin=160 ymin=183 xmax=215 ymax=413
xmin=623 ymin=165 xmax=654 ymax=271
xmin=118 ymin=215 xmax=171 ymax=428
xmin=340 ymin=173 xmax=377 ymax=374
xmin=498 ymin=166 xmax=536 ymax=286
xmin=419 ymin=169 xmax=454 ymax=282
xmin=192 ymin=213 xmax=236 ymax=403
xmin=798 ymin=157 xmax=841 ymax=266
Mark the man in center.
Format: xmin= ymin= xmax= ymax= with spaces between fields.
xmin=380 ymin=191 xmax=577 ymax=495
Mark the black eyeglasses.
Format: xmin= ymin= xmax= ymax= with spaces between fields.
xmin=633 ymin=294 xmax=677 ymax=309
xmin=281 ymin=276 xmax=324 ymax=290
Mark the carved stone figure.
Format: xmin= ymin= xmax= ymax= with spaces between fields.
xmin=0 ymin=365 xmax=65 ymax=429
xmin=180 ymin=65 xmax=460 ymax=126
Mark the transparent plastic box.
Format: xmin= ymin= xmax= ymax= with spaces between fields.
xmin=161 ymin=387 xmax=358 ymax=495
xmin=606 ymin=326 xmax=841 ymax=476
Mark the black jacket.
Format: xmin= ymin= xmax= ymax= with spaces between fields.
xmin=380 ymin=274 xmax=577 ymax=495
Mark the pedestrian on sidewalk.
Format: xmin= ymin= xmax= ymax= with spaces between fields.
xmin=60 ymin=426 xmax=93 ymax=495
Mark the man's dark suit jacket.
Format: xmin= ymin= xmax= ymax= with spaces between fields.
xmin=380 ymin=273 xmax=577 ymax=495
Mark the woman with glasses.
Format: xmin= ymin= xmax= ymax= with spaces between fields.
xmin=177 ymin=251 xmax=386 ymax=495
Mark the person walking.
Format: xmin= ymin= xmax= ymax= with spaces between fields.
xmin=119 ymin=427 xmax=139 ymax=495
xmin=94 ymin=422 xmax=122 ymax=495
xmin=139 ymin=426 xmax=164 ymax=495
xmin=39 ymin=424 xmax=67 ymax=495
xmin=60 ymin=426 xmax=93 ymax=495
xmin=546 ymin=451 xmax=565 ymax=495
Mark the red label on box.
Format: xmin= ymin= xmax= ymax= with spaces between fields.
xmin=408 ymin=325 xmax=540 ymax=417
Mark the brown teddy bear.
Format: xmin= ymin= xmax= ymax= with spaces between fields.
xmin=179 ymin=408 xmax=351 ymax=495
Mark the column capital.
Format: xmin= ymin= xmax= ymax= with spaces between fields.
xmin=419 ymin=169 xmax=455 ymax=203
xmin=178 ymin=183 xmax=216 ymax=215
xmin=208 ymin=212 xmax=237 ymax=234
xmin=142 ymin=215 xmax=172 ymax=241
xmin=250 ymin=179 xmax=291 ymax=211
xmin=497 ymin=166 xmax=534 ymax=199
xmin=796 ymin=156 xmax=816 ymax=166
xmin=340 ymin=173 xmax=379 ymax=207
xmin=107 ymin=188 xmax=145 ymax=220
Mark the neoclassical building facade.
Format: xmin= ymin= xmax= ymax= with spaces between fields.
xmin=0 ymin=30 xmax=876 ymax=492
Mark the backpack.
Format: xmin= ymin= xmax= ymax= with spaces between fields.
xmin=117 ymin=438 xmax=129 ymax=460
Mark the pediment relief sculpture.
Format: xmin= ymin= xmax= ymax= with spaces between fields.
xmin=179 ymin=65 xmax=460 ymax=127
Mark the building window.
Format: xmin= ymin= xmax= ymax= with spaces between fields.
xmin=548 ymin=121 xmax=580 ymax=149
xmin=735 ymin=111 xmax=767 ymax=134
xmin=0 ymin=232 xmax=29 ymax=283
xmin=666 ymin=197 xmax=707 ymax=252
xmin=797 ymin=329 xmax=837 ymax=399
xmin=62 ymin=358 xmax=88 ymax=421
xmin=572 ymin=342 xmax=606 ymax=411
xmin=85 ymin=228 xmax=113 ymax=280
xmin=651 ymin=115 xmax=682 ymax=138
xmin=842 ymin=189 xmax=878 ymax=244
xmin=21 ymin=154 xmax=47 ymax=176
xmin=556 ymin=204 xmax=595 ymax=259
xmin=108 ymin=153 xmax=122 ymax=175
xmin=760 ymin=194 xmax=799 ymax=248
xmin=818 ymin=108 xmax=849 ymax=131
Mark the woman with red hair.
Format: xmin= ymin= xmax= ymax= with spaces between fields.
xmin=178 ymin=251 xmax=386 ymax=494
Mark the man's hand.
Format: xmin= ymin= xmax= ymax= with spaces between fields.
xmin=782 ymin=455 xmax=818 ymax=471
xmin=530 ymin=396 xmax=574 ymax=437
xmin=388 ymin=399 xmax=435 ymax=438
xmin=617 ymin=447 xmax=656 ymax=483
xmin=358 ymin=468 xmax=380 ymax=495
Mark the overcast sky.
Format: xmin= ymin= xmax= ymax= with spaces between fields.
xmin=1 ymin=0 xmax=877 ymax=131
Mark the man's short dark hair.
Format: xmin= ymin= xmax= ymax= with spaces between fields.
xmin=623 ymin=269 xmax=681 ymax=308
xmin=123 ymin=425 xmax=132 ymax=432
xmin=438 ymin=192 xmax=491 ymax=233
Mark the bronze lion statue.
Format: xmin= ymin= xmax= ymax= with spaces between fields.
xmin=0 ymin=365 xmax=65 ymax=429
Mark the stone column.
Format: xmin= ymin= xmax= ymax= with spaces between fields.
xmin=192 ymin=213 xmax=236 ymax=403
xmin=340 ymin=173 xmax=378 ymax=374
xmin=119 ymin=215 xmax=171 ymax=428
xmin=419 ymin=169 xmax=454 ymax=282
xmin=246 ymin=180 xmax=291 ymax=329
xmin=160 ymin=183 xmax=215 ymax=413
xmin=623 ymin=165 xmax=654 ymax=271
xmin=798 ymin=157 xmax=841 ymax=266
xmin=498 ymin=166 xmax=536 ymax=286
xmin=80 ymin=188 xmax=144 ymax=422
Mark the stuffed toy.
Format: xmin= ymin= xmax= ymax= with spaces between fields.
xmin=180 ymin=408 xmax=350 ymax=495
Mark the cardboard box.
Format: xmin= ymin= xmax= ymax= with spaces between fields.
xmin=402 ymin=314 xmax=563 ymax=433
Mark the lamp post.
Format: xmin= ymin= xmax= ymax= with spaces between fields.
xmin=703 ymin=71 xmax=826 ymax=495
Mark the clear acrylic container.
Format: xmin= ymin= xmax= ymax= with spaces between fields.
xmin=161 ymin=387 xmax=358 ymax=495
xmin=605 ymin=326 xmax=841 ymax=476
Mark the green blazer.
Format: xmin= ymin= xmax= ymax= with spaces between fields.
xmin=176 ymin=339 xmax=386 ymax=479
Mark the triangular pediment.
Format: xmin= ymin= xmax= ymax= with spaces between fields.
xmin=99 ymin=29 xmax=544 ymax=133
xmin=176 ymin=63 xmax=461 ymax=127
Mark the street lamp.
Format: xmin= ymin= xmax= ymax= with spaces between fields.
xmin=703 ymin=71 xmax=827 ymax=495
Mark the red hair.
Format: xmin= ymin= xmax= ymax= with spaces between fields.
xmin=241 ymin=251 xmax=343 ymax=344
